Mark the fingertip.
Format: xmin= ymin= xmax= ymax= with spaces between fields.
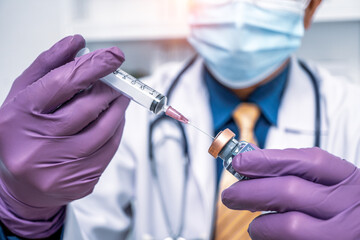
xmin=221 ymin=189 xmax=231 ymax=207
xmin=221 ymin=189 xmax=235 ymax=209
xmin=232 ymin=150 xmax=255 ymax=174
xmin=71 ymin=34 xmax=86 ymax=45
xmin=231 ymin=144 xmax=260 ymax=172
xmin=70 ymin=34 xmax=86 ymax=51
xmin=55 ymin=35 xmax=74 ymax=45
xmin=248 ymin=215 xmax=268 ymax=240
xmin=232 ymin=147 xmax=264 ymax=174
xmin=53 ymin=35 xmax=85 ymax=54
xmin=70 ymin=47 xmax=126 ymax=82
xmin=221 ymin=183 xmax=244 ymax=210
xmin=248 ymin=218 xmax=258 ymax=239
xmin=109 ymin=46 xmax=125 ymax=63
xmin=231 ymin=153 xmax=242 ymax=172
xmin=90 ymin=47 xmax=125 ymax=72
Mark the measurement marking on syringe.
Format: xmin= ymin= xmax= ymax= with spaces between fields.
xmin=102 ymin=67 xmax=188 ymax=121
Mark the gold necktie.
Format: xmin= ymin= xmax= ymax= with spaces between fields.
xmin=215 ymin=103 xmax=261 ymax=240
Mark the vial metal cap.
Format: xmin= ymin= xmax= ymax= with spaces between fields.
xmin=208 ymin=128 xmax=235 ymax=158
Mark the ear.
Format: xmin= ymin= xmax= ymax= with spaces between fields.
xmin=304 ymin=0 xmax=322 ymax=29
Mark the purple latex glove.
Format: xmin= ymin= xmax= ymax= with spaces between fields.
xmin=222 ymin=147 xmax=360 ymax=240
xmin=0 ymin=35 xmax=130 ymax=238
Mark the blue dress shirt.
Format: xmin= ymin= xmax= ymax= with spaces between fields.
xmin=204 ymin=65 xmax=289 ymax=183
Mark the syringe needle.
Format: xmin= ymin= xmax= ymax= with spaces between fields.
xmin=165 ymin=106 xmax=189 ymax=124
xmin=187 ymin=122 xmax=215 ymax=140
xmin=163 ymin=105 xmax=214 ymax=139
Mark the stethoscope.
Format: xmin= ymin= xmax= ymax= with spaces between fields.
xmin=148 ymin=56 xmax=321 ymax=239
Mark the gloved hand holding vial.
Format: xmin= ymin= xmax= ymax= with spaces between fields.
xmin=221 ymin=147 xmax=360 ymax=240
xmin=206 ymin=128 xmax=360 ymax=239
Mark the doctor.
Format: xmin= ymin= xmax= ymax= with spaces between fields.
xmin=64 ymin=0 xmax=360 ymax=239
xmin=0 ymin=0 xmax=360 ymax=240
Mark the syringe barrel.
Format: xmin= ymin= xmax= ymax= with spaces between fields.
xmin=101 ymin=68 xmax=167 ymax=114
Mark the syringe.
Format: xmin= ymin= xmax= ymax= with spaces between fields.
xmin=101 ymin=68 xmax=189 ymax=124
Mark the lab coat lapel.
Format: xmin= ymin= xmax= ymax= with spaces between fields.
xmin=266 ymin=58 xmax=328 ymax=149
xmin=169 ymin=58 xmax=217 ymax=236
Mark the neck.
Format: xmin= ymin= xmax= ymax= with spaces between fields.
xmin=231 ymin=59 xmax=290 ymax=100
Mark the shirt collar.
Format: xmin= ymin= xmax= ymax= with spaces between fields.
xmin=204 ymin=64 xmax=289 ymax=131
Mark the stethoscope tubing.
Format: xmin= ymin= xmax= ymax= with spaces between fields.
xmin=298 ymin=60 xmax=321 ymax=147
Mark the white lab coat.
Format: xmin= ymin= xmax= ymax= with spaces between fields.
xmin=63 ymin=57 xmax=360 ymax=240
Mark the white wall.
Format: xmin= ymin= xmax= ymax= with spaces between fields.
xmin=1 ymin=0 xmax=359 ymax=104
xmin=0 ymin=0 xmax=63 ymax=103
xmin=298 ymin=21 xmax=360 ymax=83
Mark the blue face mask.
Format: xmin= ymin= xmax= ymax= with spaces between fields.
xmin=188 ymin=1 xmax=305 ymax=89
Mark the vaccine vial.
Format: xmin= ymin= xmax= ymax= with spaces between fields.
xmin=208 ymin=128 xmax=255 ymax=180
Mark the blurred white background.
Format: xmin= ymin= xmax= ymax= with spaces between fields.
xmin=0 ymin=0 xmax=359 ymax=104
